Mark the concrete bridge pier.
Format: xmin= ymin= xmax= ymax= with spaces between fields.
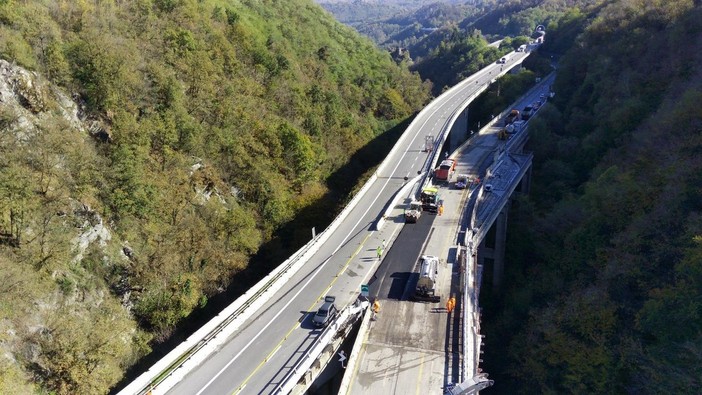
xmin=449 ymin=108 xmax=469 ymax=152
xmin=519 ymin=164 xmax=532 ymax=194
xmin=477 ymin=201 xmax=510 ymax=290
xmin=492 ymin=203 xmax=508 ymax=289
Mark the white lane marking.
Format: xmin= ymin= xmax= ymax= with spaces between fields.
xmin=195 ymin=253 xmax=336 ymax=395
xmin=196 ymin=147 xmax=414 ymax=394
xmin=199 ymin=64 xmax=499 ymax=395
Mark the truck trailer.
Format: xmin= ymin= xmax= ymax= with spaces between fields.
xmin=414 ymin=255 xmax=440 ymax=302
xmin=434 ymin=159 xmax=456 ymax=182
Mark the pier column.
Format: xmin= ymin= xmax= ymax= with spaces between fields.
xmin=492 ymin=203 xmax=509 ymax=289
xmin=519 ymin=164 xmax=532 ymax=194
xmin=449 ymin=108 xmax=469 ymax=152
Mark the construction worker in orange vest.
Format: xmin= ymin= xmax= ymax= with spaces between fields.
xmin=446 ymin=296 xmax=456 ymax=313
xmin=372 ymin=299 xmax=380 ymax=320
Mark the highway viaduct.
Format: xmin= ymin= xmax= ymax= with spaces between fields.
xmin=342 ymin=73 xmax=554 ymax=395
xmin=118 ymin=45 xmax=544 ymax=395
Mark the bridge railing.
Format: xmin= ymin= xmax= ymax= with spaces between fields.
xmin=272 ymin=300 xmax=368 ymax=394
xmin=120 ymin=138 xmax=384 ymax=395
xmin=456 ymin=73 xmax=554 ymax=387
xmin=121 ymin=53 xmax=533 ymax=395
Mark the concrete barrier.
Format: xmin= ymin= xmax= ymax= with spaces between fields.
xmin=273 ymin=301 xmax=369 ymax=395
xmin=121 ymin=175 xmax=380 ymax=395
xmin=338 ymin=307 xmax=374 ymax=395
xmin=120 ymin=54 xmax=534 ymax=395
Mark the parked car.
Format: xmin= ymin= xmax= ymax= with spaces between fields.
xmin=456 ymin=174 xmax=470 ymax=189
xmin=312 ymin=296 xmax=338 ymax=328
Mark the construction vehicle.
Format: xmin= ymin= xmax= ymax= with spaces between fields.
xmin=404 ymin=200 xmax=422 ymax=223
xmin=414 ymin=255 xmax=440 ymax=302
xmin=505 ymin=109 xmax=519 ymax=125
xmin=434 ymin=159 xmax=456 ymax=182
xmin=420 ymin=186 xmax=440 ymax=213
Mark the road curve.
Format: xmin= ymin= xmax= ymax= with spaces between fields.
xmin=166 ymin=50 xmax=531 ymax=395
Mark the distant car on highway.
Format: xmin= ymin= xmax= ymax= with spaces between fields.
xmin=506 ymin=120 xmax=526 ymax=134
xmin=497 ymin=57 xmax=507 ymax=64
xmin=312 ymin=296 xmax=338 ymax=328
xmin=521 ymin=105 xmax=534 ymax=120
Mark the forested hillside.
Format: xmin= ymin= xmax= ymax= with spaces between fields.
xmin=405 ymin=0 xmax=600 ymax=93
xmin=317 ymin=0 xmax=471 ymax=26
xmin=317 ymin=0 xmax=567 ymax=93
xmin=351 ymin=2 xmax=482 ymax=49
xmin=482 ymin=0 xmax=702 ymax=393
xmin=0 ymin=0 xmax=430 ymax=393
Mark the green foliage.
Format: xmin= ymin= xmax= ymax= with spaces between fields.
xmin=134 ymin=274 xmax=202 ymax=334
xmin=0 ymin=27 xmax=36 ymax=68
xmin=0 ymin=0 xmax=431 ymax=392
xmin=32 ymin=302 xmax=136 ymax=395
xmin=278 ymin=122 xmax=316 ymax=185
xmin=376 ymin=88 xmax=412 ymax=120
xmin=343 ymin=1 xmax=483 ymax=52
xmin=481 ymin=1 xmax=702 ymax=393
xmin=0 ymin=358 xmax=34 ymax=394
xmin=411 ymin=30 xmax=504 ymax=94
xmin=66 ymin=33 xmax=134 ymax=112
xmin=105 ymin=143 xmax=155 ymax=219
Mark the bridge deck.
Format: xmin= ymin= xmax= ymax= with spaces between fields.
xmin=343 ymin=123 xmax=502 ymax=394
xmin=343 ymin=75 xmax=554 ymax=394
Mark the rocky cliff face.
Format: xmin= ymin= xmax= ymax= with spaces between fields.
xmin=0 ymin=57 xmax=240 ymax=393
xmin=0 ymin=59 xmax=115 ymax=267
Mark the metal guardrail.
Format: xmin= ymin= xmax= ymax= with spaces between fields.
xmin=120 ymin=57 xmax=513 ymax=395
xmin=122 ymin=169 xmax=382 ymax=395
xmin=124 ymin=53 xmax=537 ymax=395
xmin=123 ymin=236 xmax=319 ymax=395
xmin=455 ymin=72 xmax=555 ymax=387
xmin=269 ymin=61 xmax=529 ymax=393
xmin=272 ymin=300 xmax=368 ymax=394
